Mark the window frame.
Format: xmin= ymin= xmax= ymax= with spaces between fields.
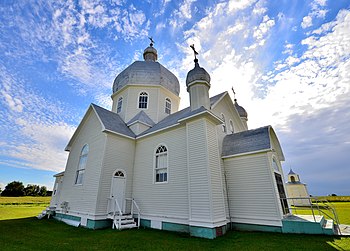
xmin=154 ymin=144 xmax=168 ymax=184
xmin=138 ymin=91 xmax=149 ymax=109
xmin=75 ymin=144 xmax=89 ymax=185
xmin=221 ymin=113 xmax=227 ymax=133
xmin=229 ymin=119 xmax=234 ymax=134
xmin=165 ymin=98 xmax=171 ymax=114
xmin=117 ymin=96 xmax=123 ymax=113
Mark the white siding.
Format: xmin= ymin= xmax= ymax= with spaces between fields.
xmin=133 ymin=126 xmax=189 ymax=219
xmin=58 ymin=111 xmax=106 ymax=215
xmin=111 ymin=88 xmax=129 ymax=121
xmin=211 ymin=96 xmax=246 ymax=155
xmin=124 ymin=86 xmax=160 ymax=124
xmin=206 ymin=121 xmax=226 ymax=222
xmin=157 ymin=88 xmax=180 ymax=122
xmin=95 ymin=133 xmax=136 ymax=215
xmin=224 ymin=153 xmax=282 ymax=226
xmin=187 ymin=119 xmax=211 ymax=221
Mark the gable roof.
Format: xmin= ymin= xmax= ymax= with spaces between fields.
xmin=127 ymin=111 xmax=155 ymax=127
xmin=65 ymin=104 xmax=136 ymax=151
xmin=91 ymin=104 xmax=135 ymax=138
xmin=137 ymin=93 xmax=226 ymax=138
xmin=222 ymin=125 xmax=284 ymax=160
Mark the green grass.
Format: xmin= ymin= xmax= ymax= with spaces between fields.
xmin=314 ymin=196 xmax=350 ymax=202
xmin=291 ymin=202 xmax=350 ymax=225
xmin=0 ymin=197 xmax=349 ymax=250
xmin=0 ymin=196 xmax=51 ymax=205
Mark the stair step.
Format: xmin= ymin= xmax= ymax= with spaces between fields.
xmin=120 ymin=223 xmax=137 ymax=229
xmin=120 ymin=219 xmax=135 ymax=224
xmin=323 ymin=219 xmax=334 ymax=229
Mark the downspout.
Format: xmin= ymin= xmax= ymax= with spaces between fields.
xmin=223 ymin=161 xmax=232 ymax=230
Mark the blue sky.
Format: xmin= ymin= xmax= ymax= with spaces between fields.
xmin=0 ymin=0 xmax=349 ymax=195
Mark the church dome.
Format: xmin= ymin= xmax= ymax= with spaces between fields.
xmin=234 ymin=99 xmax=248 ymax=118
xmin=186 ymin=59 xmax=211 ymax=88
xmin=112 ymin=44 xmax=180 ymax=96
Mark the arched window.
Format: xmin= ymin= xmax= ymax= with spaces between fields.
xmin=75 ymin=144 xmax=88 ymax=185
xmin=114 ymin=170 xmax=125 ymax=177
xmin=139 ymin=92 xmax=148 ymax=109
xmin=155 ymin=145 xmax=168 ymax=183
xmin=221 ymin=114 xmax=226 ymax=133
xmin=291 ymin=176 xmax=296 ymax=182
xmin=117 ymin=97 xmax=123 ymax=113
xmin=165 ymin=98 xmax=171 ymax=114
xmin=272 ymin=158 xmax=280 ymax=172
xmin=229 ymin=120 xmax=234 ymax=134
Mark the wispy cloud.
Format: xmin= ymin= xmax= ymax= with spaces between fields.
xmin=301 ymin=0 xmax=328 ymax=29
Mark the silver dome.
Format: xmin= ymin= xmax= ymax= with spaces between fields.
xmin=112 ymin=61 xmax=180 ymax=96
xmin=186 ymin=60 xmax=211 ymax=87
xmin=234 ymin=99 xmax=248 ymax=118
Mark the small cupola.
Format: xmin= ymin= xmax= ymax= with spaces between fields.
xmin=186 ymin=45 xmax=211 ymax=111
xmin=288 ymin=169 xmax=300 ymax=183
xmin=234 ymin=98 xmax=248 ymax=129
xmin=143 ymin=38 xmax=157 ymax=62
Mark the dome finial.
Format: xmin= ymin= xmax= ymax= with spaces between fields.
xmin=148 ymin=36 xmax=155 ymax=47
xmin=232 ymin=87 xmax=236 ymax=101
xmin=190 ymin=44 xmax=199 ymax=63
xmin=143 ymin=37 xmax=157 ymax=62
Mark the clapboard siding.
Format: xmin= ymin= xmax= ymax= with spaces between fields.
xmin=211 ymin=96 xmax=246 ymax=156
xmin=224 ymin=153 xmax=281 ymax=225
xmin=95 ymin=134 xmax=136 ymax=215
xmin=157 ymin=88 xmax=180 ymax=122
xmin=206 ymin=121 xmax=226 ymax=221
xmin=187 ymin=119 xmax=211 ymax=220
xmin=58 ymin=111 xmax=105 ymax=214
xmin=132 ymin=126 xmax=189 ymax=218
xmin=111 ymin=88 xmax=128 ymax=121
xmin=124 ymin=86 xmax=159 ymax=124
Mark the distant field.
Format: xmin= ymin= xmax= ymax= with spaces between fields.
xmin=0 ymin=196 xmax=50 ymax=220
xmin=313 ymin=196 xmax=350 ymax=202
xmin=0 ymin=196 xmax=51 ymax=205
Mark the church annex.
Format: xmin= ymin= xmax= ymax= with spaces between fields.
xmin=50 ymin=42 xmax=290 ymax=239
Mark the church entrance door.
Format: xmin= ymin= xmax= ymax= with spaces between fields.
xmin=111 ymin=170 xmax=126 ymax=214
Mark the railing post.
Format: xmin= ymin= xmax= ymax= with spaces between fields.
xmin=131 ymin=199 xmax=134 ymax=217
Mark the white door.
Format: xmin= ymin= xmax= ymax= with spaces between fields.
xmin=111 ymin=171 xmax=126 ymax=213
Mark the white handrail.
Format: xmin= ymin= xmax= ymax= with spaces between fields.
xmin=108 ymin=197 xmax=122 ymax=229
xmin=281 ymin=196 xmax=340 ymax=233
xmin=125 ymin=197 xmax=141 ymax=228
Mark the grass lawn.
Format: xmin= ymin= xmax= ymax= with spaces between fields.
xmin=0 ymin=197 xmax=349 ymax=250
xmin=291 ymin=202 xmax=350 ymax=225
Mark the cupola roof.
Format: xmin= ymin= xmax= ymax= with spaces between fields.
xmin=112 ymin=41 xmax=180 ymax=96
xmin=186 ymin=59 xmax=211 ymax=88
xmin=234 ymin=99 xmax=248 ymax=119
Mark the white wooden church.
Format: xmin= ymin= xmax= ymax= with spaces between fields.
xmin=49 ymin=42 xmax=291 ymax=239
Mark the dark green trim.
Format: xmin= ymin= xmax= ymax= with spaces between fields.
xmin=232 ymin=222 xmax=282 ymax=233
xmin=162 ymin=222 xmax=189 ymax=233
xmin=140 ymin=219 xmax=151 ymax=228
xmin=189 ymin=226 xmax=216 ymax=239
xmin=54 ymin=213 xmax=81 ymax=222
xmin=86 ymin=219 xmax=112 ymax=229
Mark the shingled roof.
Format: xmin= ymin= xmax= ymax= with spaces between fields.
xmin=127 ymin=111 xmax=155 ymax=127
xmin=222 ymin=126 xmax=272 ymax=157
xmin=92 ymin=104 xmax=136 ymax=138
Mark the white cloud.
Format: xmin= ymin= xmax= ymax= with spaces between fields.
xmin=301 ymin=0 xmax=328 ymax=29
xmin=301 ymin=15 xmax=313 ymax=29
xmin=255 ymin=9 xmax=350 ymax=129
xmin=253 ymin=15 xmax=275 ymax=40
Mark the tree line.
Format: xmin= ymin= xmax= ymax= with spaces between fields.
xmin=0 ymin=181 xmax=52 ymax=197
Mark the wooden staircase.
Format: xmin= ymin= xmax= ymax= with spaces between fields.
xmin=107 ymin=197 xmax=141 ymax=230
xmin=107 ymin=213 xmax=138 ymax=230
